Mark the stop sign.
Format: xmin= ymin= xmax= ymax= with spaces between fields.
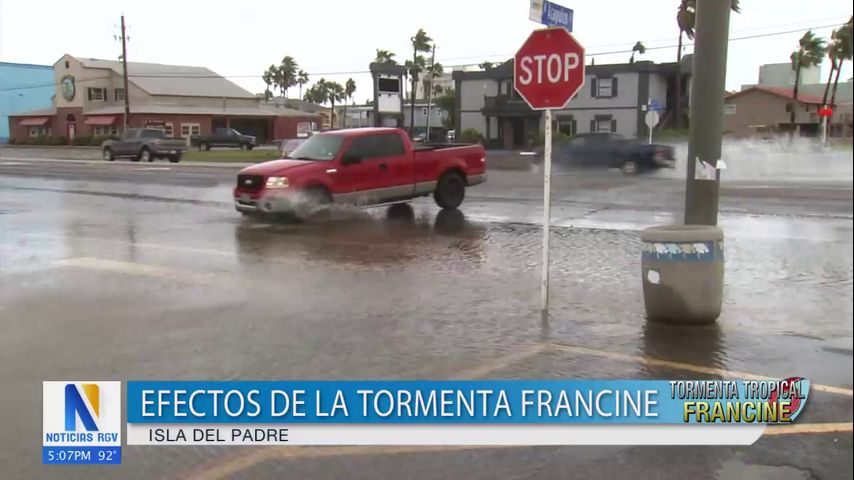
xmin=514 ymin=27 xmax=585 ymax=110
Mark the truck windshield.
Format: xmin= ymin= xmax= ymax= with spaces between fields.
xmin=287 ymin=134 xmax=344 ymax=161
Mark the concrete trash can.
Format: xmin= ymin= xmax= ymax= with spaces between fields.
xmin=640 ymin=225 xmax=724 ymax=324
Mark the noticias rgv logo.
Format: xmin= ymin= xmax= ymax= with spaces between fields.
xmin=65 ymin=383 xmax=100 ymax=432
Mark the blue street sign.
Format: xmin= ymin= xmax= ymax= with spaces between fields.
xmin=531 ymin=1 xmax=573 ymax=32
xmin=649 ymin=99 xmax=664 ymax=112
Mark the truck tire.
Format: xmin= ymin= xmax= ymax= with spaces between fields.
xmin=168 ymin=154 xmax=181 ymax=163
xmin=240 ymin=143 xmax=247 ymax=151
xmin=137 ymin=147 xmax=151 ymax=163
xmin=434 ymin=172 xmax=466 ymax=209
xmin=620 ymin=160 xmax=639 ymax=175
xmin=294 ymin=186 xmax=332 ymax=221
xmin=102 ymin=147 xmax=114 ymax=161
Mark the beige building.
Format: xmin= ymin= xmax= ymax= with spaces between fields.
xmin=723 ymin=86 xmax=851 ymax=138
xmin=9 ymin=54 xmax=320 ymax=143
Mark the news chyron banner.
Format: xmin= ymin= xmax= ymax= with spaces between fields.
xmin=120 ymin=379 xmax=809 ymax=447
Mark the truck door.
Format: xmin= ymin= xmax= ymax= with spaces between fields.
xmin=338 ymin=133 xmax=412 ymax=204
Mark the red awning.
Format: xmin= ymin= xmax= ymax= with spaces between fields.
xmin=84 ymin=116 xmax=118 ymax=126
xmin=19 ymin=117 xmax=50 ymax=126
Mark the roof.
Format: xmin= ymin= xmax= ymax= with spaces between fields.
xmin=269 ymin=98 xmax=326 ymax=113
xmin=8 ymin=107 xmax=57 ymax=117
xmin=453 ymin=58 xmax=687 ymax=81
xmin=727 ymin=86 xmax=824 ymax=104
xmin=74 ymin=56 xmax=255 ymax=99
xmin=0 ymin=61 xmax=52 ymax=70
xmin=83 ymin=104 xmax=321 ymax=118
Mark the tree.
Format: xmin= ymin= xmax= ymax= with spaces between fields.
xmin=674 ymin=0 xmax=740 ymax=129
xmin=374 ymin=49 xmax=397 ymax=65
xmin=261 ymin=68 xmax=274 ymax=102
xmin=343 ymin=78 xmax=357 ymax=128
xmin=296 ymin=70 xmax=309 ymax=100
xmin=788 ymin=30 xmax=826 ymax=139
xmin=422 ymin=61 xmax=443 ymax=101
xmin=630 ymin=41 xmax=646 ymax=64
xmin=264 ymin=64 xmax=281 ymax=97
xmin=435 ymin=89 xmax=456 ymax=129
xmin=278 ymin=56 xmax=299 ymax=98
xmin=479 ymin=61 xmax=494 ymax=71
xmin=303 ymin=79 xmax=345 ymax=127
xmin=408 ymin=29 xmax=433 ymax=134
xmin=828 ymin=18 xmax=853 ymax=115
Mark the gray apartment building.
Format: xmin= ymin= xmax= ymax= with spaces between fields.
xmin=452 ymin=58 xmax=689 ymax=149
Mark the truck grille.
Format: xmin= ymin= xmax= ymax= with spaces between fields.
xmin=236 ymin=174 xmax=264 ymax=193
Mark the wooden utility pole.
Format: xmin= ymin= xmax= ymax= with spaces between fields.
xmin=120 ymin=15 xmax=131 ymax=133
xmin=424 ymin=44 xmax=436 ymax=141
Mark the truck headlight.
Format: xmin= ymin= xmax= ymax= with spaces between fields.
xmin=265 ymin=176 xmax=289 ymax=188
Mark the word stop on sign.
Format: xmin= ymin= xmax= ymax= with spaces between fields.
xmin=517 ymin=53 xmax=581 ymax=85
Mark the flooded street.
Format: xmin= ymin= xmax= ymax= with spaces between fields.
xmin=1 ymin=155 xmax=851 ymax=479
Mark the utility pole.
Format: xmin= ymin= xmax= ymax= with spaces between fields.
xmin=120 ymin=15 xmax=131 ymax=133
xmin=424 ymin=44 xmax=436 ymax=141
xmin=683 ymin=0 xmax=731 ymax=226
xmin=409 ymin=46 xmax=417 ymax=137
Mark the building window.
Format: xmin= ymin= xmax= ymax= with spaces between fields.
xmin=115 ymin=88 xmax=126 ymax=101
xmin=93 ymin=126 xmax=118 ymax=137
xmin=164 ymin=122 xmax=174 ymax=138
xmin=785 ymin=103 xmax=793 ymax=113
xmin=421 ymin=107 xmax=428 ymax=116
xmin=556 ymin=116 xmax=576 ymax=136
xmin=64 ymin=60 xmax=69 ymax=69
xmin=596 ymin=119 xmax=612 ymax=133
xmin=594 ymin=77 xmax=616 ymax=98
xmin=724 ymin=104 xmax=736 ymax=115
xmin=180 ymin=123 xmax=201 ymax=137
xmin=29 ymin=127 xmax=51 ymax=137
xmin=592 ymin=117 xmax=615 ymax=133
xmin=88 ymin=87 xmax=107 ymax=101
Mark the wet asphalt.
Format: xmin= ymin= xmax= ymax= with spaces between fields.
xmin=0 ymin=150 xmax=852 ymax=480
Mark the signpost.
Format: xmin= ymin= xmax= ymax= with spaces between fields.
xmin=819 ymin=106 xmax=833 ymax=145
xmin=514 ymin=27 xmax=585 ymax=314
xmin=644 ymin=105 xmax=660 ymax=145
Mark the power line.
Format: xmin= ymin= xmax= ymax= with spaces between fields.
xmin=0 ymin=21 xmax=848 ymax=93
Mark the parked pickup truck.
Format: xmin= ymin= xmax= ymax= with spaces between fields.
xmin=554 ymin=133 xmax=675 ymax=174
xmin=191 ymin=128 xmax=257 ymax=151
xmin=101 ymin=128 xmax=187 ymax=163
xmin=233 ymin=127 xmax=486 ymax=217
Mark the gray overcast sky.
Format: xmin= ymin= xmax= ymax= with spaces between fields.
xmin=1 ymin=0 xmax=851 ymax=101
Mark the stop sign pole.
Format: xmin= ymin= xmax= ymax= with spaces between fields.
xmin=514 ymin=27 xmax=585 ymax=314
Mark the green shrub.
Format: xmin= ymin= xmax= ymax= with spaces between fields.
xmin=71 ymin=135 xmax=92 ymax=146
xmin=459 ymin=128 xmax=483 ymax=144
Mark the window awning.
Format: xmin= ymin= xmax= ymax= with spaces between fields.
xmin=19 ymin=117 xmax=51 ymax=126
xmin=84 ymin=116 xmax=118 ymax=126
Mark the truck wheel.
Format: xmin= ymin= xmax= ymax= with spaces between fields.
xmin=620 ymin=160 xmax=639 ymax=175
xmin=138 ymin=148 xmax=151 ymax=163
xmin=294 ymin=187 xmax=332 ymax=221
xmin=240 ymin=143 xmax=247 ymax=151
xmin=434 ymin=172 xmax=466 ymax=209
xmin=247 ymin=145 xmax=254 ymax=151
xmin=102 ymin=147 xmax=114 ymax=161
xmin=168 ymin=154 xmax=181 ymax=163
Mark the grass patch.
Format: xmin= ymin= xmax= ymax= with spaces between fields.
xmin=183 ymin=149 xmax=281 ymax=162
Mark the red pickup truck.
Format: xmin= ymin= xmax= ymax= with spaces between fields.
xmin=233 ymin=128 xmax=486 ymax=217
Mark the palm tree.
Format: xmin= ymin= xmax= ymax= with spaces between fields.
xmin=278 ymin=56 xmax=299 ymax=98
xmin=478 ymin=61 xmax=494 ymax=71
xmin=374 ymin=49 xmax=397 ymax=65
xmin=788 ymin=30 xmax=826 ymax=139
xmin=630 ymin=41 xmax=646 ymax=64
xmin=422 ymin=61 xmax=443 ymax=101
xmin=828 ymin=18 xmax=853 ymax=116
xmin=326 ymin=81 xmax=346 ymax=128
xmin=261 ymin=68 xmax=274 ymax=102
xmin=296 ymin=70 xmax=309 ymax=99
xmin=343 ymin=78 xmax=356 ymax=128
xmin=674 ymin=0 xmax=741 ymax=129
xmin=409 ymin=29 xmax=433 ymax=135
xmin=264 ymin=64 xmax=280 ymax=97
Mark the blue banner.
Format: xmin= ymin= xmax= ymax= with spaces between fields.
xmin=127 ymin=379 xmax=809 ymax=425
